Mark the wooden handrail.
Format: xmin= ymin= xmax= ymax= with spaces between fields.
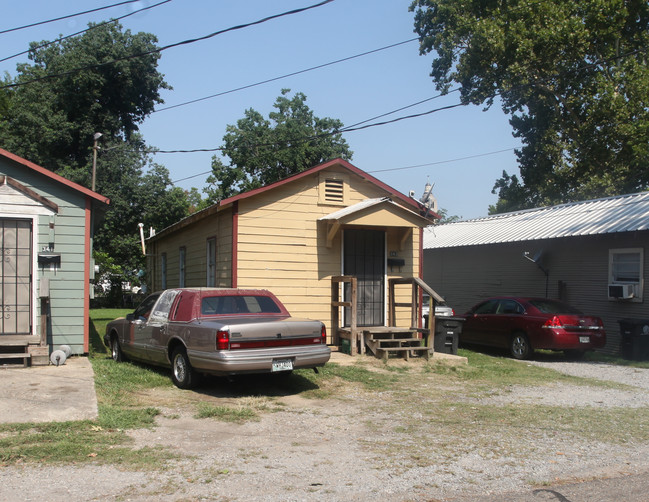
xmin=388 ymin=277 xmax=445 ymax=348
xmin=331 ymin=276 xmax=359 ymax=353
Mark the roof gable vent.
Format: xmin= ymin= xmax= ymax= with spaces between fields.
xmin=324 ymin=178 xmax=344 ymax=203
xmin=319 ymin=174 xmax=348 ymax=205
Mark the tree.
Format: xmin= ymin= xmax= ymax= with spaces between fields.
xmin=0 ymin=22 xmax=190 ymax=289
xmin=436 ymin=207 xmax=462 ymax=223
xmin=93 ymin=137 xmax=190 ymax=284
xmin=0 ymin=21 xmax=170 ymax=182
xmin=204 ymin=89 xmax=353 ymax=203
xmin=411 ymin=0 xmax=649 ymax=212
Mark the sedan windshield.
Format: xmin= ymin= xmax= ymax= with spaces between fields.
xmin=201 ymin=295 xmax=282 ymax=315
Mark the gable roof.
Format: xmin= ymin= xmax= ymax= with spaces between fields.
xmin=0 ymin=148 xmax=110 ymax=205
xmin=424 ymin=191 xmax=649 ymax=249
xmin=151 ymin=158 xmax=437 ymax=240
xmin=220 ymin=158 xmax=435 ymax=216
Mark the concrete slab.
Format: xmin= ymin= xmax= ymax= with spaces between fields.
xmin=0 ymin=356 xmax=98 ymax=424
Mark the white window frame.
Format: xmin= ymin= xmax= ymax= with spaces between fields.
xmin=179 ymin=246 xmax=186 ymax=287
xmin=206 ymin=238 xmax=216 ymax=287
xmin=609 ymin=247 xmax=643 ymax=302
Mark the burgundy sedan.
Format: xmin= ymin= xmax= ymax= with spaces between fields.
xmin=460 ymin=297 xmax=606 ymax=359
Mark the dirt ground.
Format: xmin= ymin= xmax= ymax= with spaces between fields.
xmin=2 ymin=353 xmax=649 ymax=501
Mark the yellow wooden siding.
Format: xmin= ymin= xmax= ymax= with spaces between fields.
xmin=235 ymin=170 xmax=423 ymax=332
xmin=149 ymin=209 xmax=232 ymax=290
xmin=147 ymin=164 xmax=426 ymax=339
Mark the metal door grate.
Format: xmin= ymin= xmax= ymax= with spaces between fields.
xmin=1 ymin=219 xmax=32 ymax=335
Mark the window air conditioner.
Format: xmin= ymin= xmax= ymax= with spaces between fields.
xmin=608 ymin=283 xmax=635 ymax=299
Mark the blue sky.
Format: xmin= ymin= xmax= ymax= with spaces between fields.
xmin=1 ymin=0 xmax=522 ymax=219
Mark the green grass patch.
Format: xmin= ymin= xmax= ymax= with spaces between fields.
xmin=0 ymin=419 xmax=176 ymax=467
xmin=0 ymin=309 xmax=174 ymax=468
xmin=194 ymin=403 xmax=259 ymax=423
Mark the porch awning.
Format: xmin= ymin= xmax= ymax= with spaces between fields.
xmin=318 ymin=197 xmax=433 ymax=248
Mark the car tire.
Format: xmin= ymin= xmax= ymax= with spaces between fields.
xmin=171 ymin=347 xmax=197 ymax=389
xmin=111 ymin=335 xmax=126 ymax=362
xmin=510 ymin=332 xmax=532 ymax=360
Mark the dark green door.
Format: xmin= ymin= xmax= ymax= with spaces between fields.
xmin=344 ymin=229 xmax=385 ymax=326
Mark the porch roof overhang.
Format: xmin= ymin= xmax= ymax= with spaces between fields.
xmin=318 ymin=197 xmax=433 ymax=248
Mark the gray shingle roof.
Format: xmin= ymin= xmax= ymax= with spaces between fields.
xmin=424 ymin=191 xmax=649 ymax=249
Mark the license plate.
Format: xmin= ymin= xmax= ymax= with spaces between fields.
xmin=272 ymin=359 xmax=293 ymax=372
xmin=579 ymin=336 xmax=590 ymax=344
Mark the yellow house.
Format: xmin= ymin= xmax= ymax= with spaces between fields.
xmin=147 ymin=159 xmax=439 ymax=357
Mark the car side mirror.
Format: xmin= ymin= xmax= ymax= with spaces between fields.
xmin=126 ymin=313 xmax=134 ymax=321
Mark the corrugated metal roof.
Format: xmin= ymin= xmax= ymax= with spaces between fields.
xmin=424 ymin=191 xmax=649 ymax=249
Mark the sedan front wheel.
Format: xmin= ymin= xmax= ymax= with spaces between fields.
xmin=510 ymin=332 xmax=532 ymax=360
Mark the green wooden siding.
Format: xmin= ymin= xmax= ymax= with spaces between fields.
xmin=1 ymin=159 xmax=91 ymax=354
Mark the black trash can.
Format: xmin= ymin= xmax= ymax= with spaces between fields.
xmin=618 ymin=319 xmax=649 ymax=361
xmin=425 ymin=315 xmax=464 ymax=355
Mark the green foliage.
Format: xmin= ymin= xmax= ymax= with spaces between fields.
xmin=0 ymin=21 xmax=169 ymax=175
xmin=411 ymin=0 xmax=649 ymax=212
xmin=0 ymin=22 xmax=191 ymax=282
xmin=203 ymin=89 xmax=353 ymax=203
xmin=436 ymin=207 xmax=462 ymax=223
xmin=93 ymin=147 xmax=190 ymax=277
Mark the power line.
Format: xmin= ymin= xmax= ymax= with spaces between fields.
xmin=0 ymin=0 xmax=142 ymax=35
xmin=140 ymin=97 xmax=463 ymax=155
xmin=168 ymin=146 xmax=519 ymax=186
xmin=366 ymin=148 xmax=516 ymax=174
xmin=0 ymin=0 xmax=335 ymax=90
xmin=154 ymin=38 xmax=418 ymax=113
xmin=0 ymin=0 xmax=173 ymax=64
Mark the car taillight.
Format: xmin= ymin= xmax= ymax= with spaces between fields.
xmin=321 ymin=324 xmax=327 ymax=344
xmin=543 ymin=315 xmax=584 ymax=329
xmin=543 ymin=316 xmax=563 ymax=328
xmin=216 ymin=329 xmax=229 ymax=350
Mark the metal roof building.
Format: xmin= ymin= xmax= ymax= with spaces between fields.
xmin=423 ymin=191 xmax=649 ymax=356
xmin=424 ymin=191 xmax=649 ymax=249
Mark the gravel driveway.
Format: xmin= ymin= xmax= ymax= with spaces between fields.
xmin=2 ymin=356 xmax=649 ymax=501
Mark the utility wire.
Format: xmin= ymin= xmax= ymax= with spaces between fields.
xmin=154 ymin=38 xmax=418 ymax=113
xmin=0 ymin=0 xmax=173 ymax=64
xmin=367 ymin=148 xmax=516 ymax=174
xmin=0 ymin=0 xmax=335 ymax=90
xmin=140 ymin=99 xmax=464 ymax=154
xmin=168 ymin=146 xmax=519 ymax=185
xmin=0 ymin=0 xmax=142 ymax=35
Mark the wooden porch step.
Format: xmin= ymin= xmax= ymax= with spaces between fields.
xmin=373 ymin=338 xmax=422 ymax=348
xmin=0 ymin=342 xmax=31 ymax=367
xmin=376 ymin=346 xmax=432 ymax=361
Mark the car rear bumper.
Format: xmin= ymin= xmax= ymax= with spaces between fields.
xmin=187 ymin=344 xmax=331 ymax=376
xmin=538 ymin=329 xmax=607 ymax=350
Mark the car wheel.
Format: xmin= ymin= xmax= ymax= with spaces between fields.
xmin=510 ymin=332 xmax=532 ymax=360
xmin=111 ymin=335 xmax=126 ymax=362
xmin=171 ymin=347 xmax=197 ymax=389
